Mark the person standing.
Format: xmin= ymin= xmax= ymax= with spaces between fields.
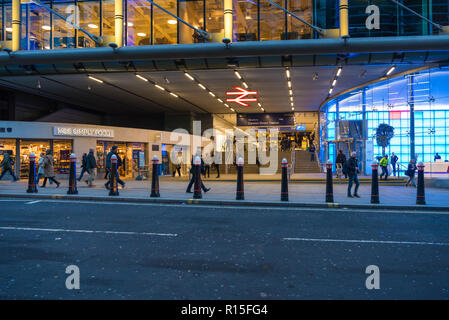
xmin=41 ymin=149 xmax=60 ymax=188
xmin=211 ymin=136 xmax=220 ymax=178
xmin=78 ymin=153 xmax=88 ymax=181
xmin=0 ymin=152 xmax=18 ymax=181
xmin=379 ymin=155 xmax=389 ymax=180
xmin=405 ymin=159 xmax=417 ymax=187
xmin=335 ymin=150 xmax=346 ymax=179
xmin=105 ymin=146 xmax=125 ymax=190
xmin=346 ymin=152 xmax=360 ymax=198
xmin=391 ymin=152 xmax=399 ymax=177
xmin=186 ymin=154 xmax=210 ymax=193
xmin=309 ymin=144 xmax=316 ymax=162
xmin=172 ymin=153 xmax=182 ymax=177
xmin=85 ymin=148 xmax=97 ymax=187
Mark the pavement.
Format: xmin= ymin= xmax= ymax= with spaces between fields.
xmin=0 ymin=199 xmax=448 ymax=299
xmin=0 ymin=177 xmax=448 ymax=210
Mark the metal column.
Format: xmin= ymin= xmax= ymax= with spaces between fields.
xmin=12 ymin=0 xmax=20 ymax=51
xmin=115 ymin=0 xmax=124 ymax=46
xmin=224 ymin=0 xmax=233 ymax=41
xmin=339 ymin=0 xmax=349 ymax=38
xmin=409 ymin=74 xmax=416 ymax=160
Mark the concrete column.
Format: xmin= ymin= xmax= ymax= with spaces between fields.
xmin=339 ymin=0 xmax=349 ymax=38
xmin=115 ymin=0 xmax=124 ymax=46
xmin=224 ymin=0 xmax=233 ymax=41
xmin=12 ymin=0 xmax=21 ymax=51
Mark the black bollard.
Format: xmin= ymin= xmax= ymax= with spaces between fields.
xmin=150 ymin=156 xmax=160 ymax=197
xmin=416 ymin=162 xmax=426 ymax=205
xmin=325 ymin=161 xmax=334 ymax=203
xmin=281 ymin=158 xmax=288 ymax=201
xmin=67 ymin=153 xmax=78 ymax=195
xmin=370 ymin=161 xmax=379 ymax=204
xmin=26 ymin=152 xmax=38 ymax=193
xmin=193 ymin=156 xmax=202 ymax=199
xmin=236 ymin=157 xmax=244 ymax=200
xmin=109 ymin=155 xmax=119 ymax=196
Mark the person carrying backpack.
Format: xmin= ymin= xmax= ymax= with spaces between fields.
xmin=0 ymin=153 xmax=18 ymax=181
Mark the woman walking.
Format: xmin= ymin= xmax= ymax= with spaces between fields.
xmin=40 ymin=149 xmax=61 ymax=188
xmin=405 ymin=159 xmax=417 ymax=187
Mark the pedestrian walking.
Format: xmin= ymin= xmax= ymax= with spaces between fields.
xmin=379 ymin=155 xmax=389 ymax=180
xmin=0 ymin=152 xmax=18 ymax=181
xmin=40 ymin=149 xmax=60 ymax=188
xmin=210 ymin=136 xmax=220 ymax=178
xmin=203 ymin=153 xmax=211 ymax=178
xmin=186 ymin=154 xmax=210 ymax=193
xmin=172 ymin=153 xmax=182 ymax=177
xmin=105 ymin=146 xmax=125 ymax=190
xmin=391 ymin=152 xmax=399 ymax=176
xmin=36 ymin=152 xmax=45 ymax=184
xmin=335 ymin=150 xmax=347 ymax=179
xmin=405 ymin=159 xmax=417 ymax=187
xmin=85 ymin=148 xmax=97 ymax=187
xmin=78 ymin=153 xmax=88 ymax=181
xmin=345 ymin=152 xmax=360 ymax=198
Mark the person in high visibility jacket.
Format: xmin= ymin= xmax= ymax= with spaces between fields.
xmin=379 ymin=155 xmax=389 ymax=180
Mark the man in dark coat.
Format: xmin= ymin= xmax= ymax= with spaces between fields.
xmin=336 ymin=150 xmax=347 ymax=178
xmin=186 ymin=153 xmax=210 ymax=193
xmin=345 ymin=152 xmax=360 ymax=198
xmin=0 ymin=153 xmax=18 ymax=181
xmin=105 ymin=146 xmax=125 ymax=190
xmin=85 ymin=148 xmax=97 ymax=187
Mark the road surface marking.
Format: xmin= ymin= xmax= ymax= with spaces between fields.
xmin=282 ymin=237 xmax=449 ymax=246
xmin=26 ymin=200 xmax=41 ymax=204
xmin=0 ymin=226 xmax=177 ymax=237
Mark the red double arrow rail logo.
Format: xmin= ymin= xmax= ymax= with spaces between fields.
xmin=226 ymin=87 xmax=258 ymax=107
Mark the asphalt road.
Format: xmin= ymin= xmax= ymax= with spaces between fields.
xmin=0 ymin=198 xmax=448 ymax=299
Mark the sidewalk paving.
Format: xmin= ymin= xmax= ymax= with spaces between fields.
xmin=1 ymin=178 xmax=448 ymax=209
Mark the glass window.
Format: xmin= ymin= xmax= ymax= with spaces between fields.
xmin=53 ymin=1 xmax=77 ymax=49
xmin=234 ymin=0 xmax=258 ymax=41
xmin=19 ymin=140 xmax=50 ymax=179
xmin=179 ymin=0 xmax=204 ymax=44
xmin=53 ymin=139 xmax=73 ymax=174
xmin=102 ymin=0 xmax=115 ymax=38
xmin=287 ymin=0 xmax=312 ymax=39
xmin=25 ymin=4 xmax=51 ymax=50
xmin=78 ymin=0 xmax=100 ymax=47
xmin=127 ymin=0 xmax=151 ymax=45
xmin=206 ymin=0 xmax=223 ymax=40
xmin=153 ymin=0 xmax=177 ymax=44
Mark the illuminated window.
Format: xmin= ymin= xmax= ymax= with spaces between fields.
xmin=127 ymin=0 xmax=151 ymax=46
xmin=153 ymin=0 xmax=177 ymax=44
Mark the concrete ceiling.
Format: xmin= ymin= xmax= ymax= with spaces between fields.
xmin=0 ymin=64 xmax=423 ymax=115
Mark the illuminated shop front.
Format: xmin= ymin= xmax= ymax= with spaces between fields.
xmin=0 ymin=0 xmax=447 ymax=50
xmin=319 ymin=67 xmax=449 ymax=175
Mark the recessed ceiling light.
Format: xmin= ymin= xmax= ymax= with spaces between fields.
xmin=261 ymin=107 xmax=265 ymax=112
xmin=289 ymin=90 xmax=293 ymax=95
xmin=258 ymin=103 xmax=262 ymax=107
xmin=127 ymin=22 xmax=134 ymax=27
xmin=169 ymin=92 xmax=178 ymax=98
xmin=386 ymin=65 xmax=396 ymax=75
xmin=137 ymin=32 xmax=147 ymax=37
xmin=242 ymin=82 xmax=248 ymax=89
xmin=329 ymin=88 xmax=333 ymax=94
xmin=88 ymin=76 xmax=103 ymax=83
xmin=288 ymin=81 xmax=292 ymax=88
xmin=224 ymin=104 xmax=229 ymax=107
xmin=217 ymin=98 xmax=223 ymax=103
xmin=285 ymin=69 xmax=290 ymax=78
xmin=155 ymin=84 xmax=165 ymax=91
xmin=332 ymin=79 xmax=337 ymax=86
xmin=168 ymin=19 xmax=177 ymax=25
xmin=234 ymin=71 xmax=242 ymax=79
xmin=5 ymin=27 xmax=12 ymax=32
xmin=290 ymin=96 xmax=293 ymax=102
xmin=88 ymin=24 xmax=98 ymax=29
xmin=185 ymin=73 xmax=195 ymax=81
xmin=135 ymin=74 xmax=148 ymax=82
xmin=198 ymin=83 xmax=206 ymax=90
xmin=230 ymin=107 xmax=235 ymax=112
xmin=209 ymin=92 xmax=216 ymax=97
xmin=336 ymin=67 xmax=342 ymax=77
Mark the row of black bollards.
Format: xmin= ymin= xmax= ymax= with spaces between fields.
xmin=24 ymin=154 xmax=426 ymax=205
xmin=325 ymin=160 xmax=426 ymax=205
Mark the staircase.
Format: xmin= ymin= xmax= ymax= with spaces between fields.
xmin=294 ymin=150 xmax=321 ymax=173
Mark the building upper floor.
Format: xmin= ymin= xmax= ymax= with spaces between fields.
xmin=0 ymin=0 xmax=448 ymax=51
